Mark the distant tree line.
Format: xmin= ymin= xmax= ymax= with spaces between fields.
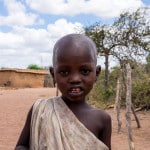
xmin=27 ymin=64 xmax=43 ymax=70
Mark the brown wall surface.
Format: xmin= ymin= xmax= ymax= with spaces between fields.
xmin=0 ymin=69 xmax=53 ymax=88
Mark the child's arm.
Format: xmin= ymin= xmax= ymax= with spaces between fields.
xmin=15 ymin=107 xmax=33 ymax=150
xmin=100 ymin=113 xmax=112 ymax=150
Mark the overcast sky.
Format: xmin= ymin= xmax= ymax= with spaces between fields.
xmin=0 ymin=0 xmax=149 ymax=69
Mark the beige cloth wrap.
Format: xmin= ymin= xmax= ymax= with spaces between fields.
xmin=30 ymin=97 xmax=109 ymax=150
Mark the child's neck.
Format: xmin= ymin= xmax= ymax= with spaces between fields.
xmin=61 ymin=96 xmax=89 ymax=109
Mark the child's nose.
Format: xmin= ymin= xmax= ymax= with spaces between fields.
xmin=69 ymin=73 xmax=81 ymax=84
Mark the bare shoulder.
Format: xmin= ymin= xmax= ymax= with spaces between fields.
xmin=90 ymin=107 xmax=111 ymax=122
xmin=90 ymin=108 xmax=112 ymax=149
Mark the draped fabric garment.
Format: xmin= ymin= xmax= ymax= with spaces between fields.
xmin=30 ymin=97 xmax=109 ymax=150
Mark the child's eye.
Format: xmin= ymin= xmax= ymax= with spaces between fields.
xmin=59 ymin=71 xmax=69 ymax=76
xmin=80 ymin=69 xmax=91 ymax=75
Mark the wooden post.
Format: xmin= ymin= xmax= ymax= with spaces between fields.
xmin=131 ymin=104 xmax=141 ymax=128
xmin=114 ymin=78 xmax=122 ymax=133
xmin=121 ymin=61 xmax=141 ymax=129
xmin=125 ymin=63 xmax=134 ymax=150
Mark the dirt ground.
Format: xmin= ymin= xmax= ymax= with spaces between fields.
xmin=0 ymin=88 xmax=149 ymax=150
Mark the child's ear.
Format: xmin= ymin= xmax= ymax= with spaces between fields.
xmin=49 ymin=66 xmax=54 ymax=78
xmin=49 ymin=66 xmax=56 ymax=87
xmin=95 ymin=65 xmax=101 ymax=81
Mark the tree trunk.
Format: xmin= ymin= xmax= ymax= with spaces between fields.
xmin=114 ymin=78 xmax=122 ymax=133
xmin=104 ymin=53 xmax=109 ymax=88
xmin=125 ymin=63 xmax=135 ymax=150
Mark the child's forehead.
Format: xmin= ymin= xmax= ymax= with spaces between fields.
xmin=58 ymin=44 xmax=96 ymax=63
xmin=56 ymin=39 xmax=95 ymax=56
xmin=56 ymin=55 xmax=95 ymax=68
xmin=57 ymin=48 xmax=95 ymax=63
xmin=57 ymin=44 xmax=93 ymax=56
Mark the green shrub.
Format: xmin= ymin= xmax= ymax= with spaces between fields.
xmin=88 ymin=66 xmax=150 ymax=109
xmin=27 ymin=64 xmax=43 ymax=70
xmin=87 ymin=70 xmax=116 ymax=109
xmin=132 ymin=79 xmax=150 ymax=109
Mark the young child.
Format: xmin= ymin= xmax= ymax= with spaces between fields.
xmin=15 ymin=34 xmax=112 ymax=150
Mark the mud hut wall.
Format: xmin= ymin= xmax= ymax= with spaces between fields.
xmin=0 ymin=71 xmax=12 ymax=86
xmin=12 ymin=72 xmax=44 ymax=88
xmin=0 ymin=70 xmax=49 ymax=88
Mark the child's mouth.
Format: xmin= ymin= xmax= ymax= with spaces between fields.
xmin=71 ymin=88 xmax=80 ymax=93
xmin=69 ymin=87 xmax=83 ymax=95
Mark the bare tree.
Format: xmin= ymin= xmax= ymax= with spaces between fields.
xmin=84 ymin=7 xmax=150 ymax=89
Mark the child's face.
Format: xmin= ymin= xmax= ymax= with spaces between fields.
xmin=53 ymin=44 xmax=99 ymax=102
